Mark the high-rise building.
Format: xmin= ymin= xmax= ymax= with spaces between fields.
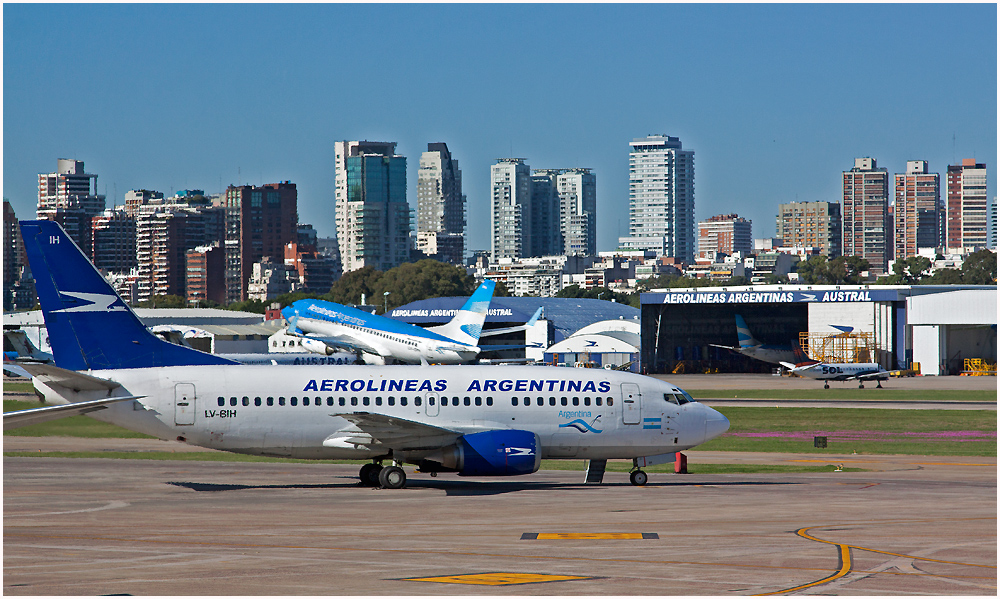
xmin=775 ymin=201 xmax=842 ymax=257
xmin=842 ymin=157 xmax=889 ymax=274
xmin=989 ymin=197 xmax=997 ymax=250
xmin=618 ymin=135 xmax=695 ymax=262
xmin=91 ymin=208 xmax=137 ymax=273
xmin=557 ymin=168 xmax=597 ymax=256
xmin=697 ymin=214 xmax=752 ymax=260
xmin=416 ymin=143 xmax=465 ymax=264
xmin=224 ymin=182 xmax=297 ymax=303
xmin=491 ymin=158 xmax=532 ymax=260
xmin=946 ymin=159 xmax=989 ymax=251
xmin=528 ymin=169 xmax=562 ymax=257
xmin=36 ymin=159 xmax=106 ymax=258
xmin=186 ymin=244 xmax=226 ymax=305
xmin=893 ymin=160 xmax=941 ymax=261
xmin=334 ymin=141 xmax=410 ymax=273
xmin=4 ymin=201 xmax=36 ymax=311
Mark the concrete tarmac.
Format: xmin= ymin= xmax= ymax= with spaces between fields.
xmin=4 ymin=449 xmax=996 ymax=595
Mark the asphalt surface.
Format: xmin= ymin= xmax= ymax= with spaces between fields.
xmin=3 ymin=450 xmax=995 ymax=595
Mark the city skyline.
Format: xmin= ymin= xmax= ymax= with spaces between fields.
xmin=4 ymin=4 xmax=996 ymax=253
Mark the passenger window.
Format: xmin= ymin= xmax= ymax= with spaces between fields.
xmin=327 ymin=397 xmax=334 ymax=406
xmin=561 ymin=398 xmax=568 ymax=406
xmin=230 ymin=397 xmax=237 ymax=406
xmin=339 ymin=397 xmax=346 ymax=406
xmin=608 ymin=398 xmax=614 ymax=406
xmin=267 ymin=397 xmax=274 ymax=406
xmin=464 ymin=397 xmax=471 ymax=406
xmin=583 ymin=397 xmax=591 ymax=406
xmin=375 ymin=397 xmax=382 ymax=406
xmin=414 ymin=397 xmax=422 ymax=407
xmin=218 ymin=397 xmax=225 ymax=407
xmin=475 ymin=397 xmax=482 ymax=406
xmin=549 ymin=397 xmax=556 ymax=406
xmin=351 ymin=397 xmax=358 ymax=406
xmin=596 ymin=397 xmax=603 ymax=406
xmin=290 ymin=397 xmax=298 ymax=406
xmin=388 ymin=397 xmax=395 ymax=406
xmin=278 ymin=397 xmax=285 ymax=406
xmin=363 ymin=397 xmax=370 ymax=406
xmin=254 ymin=397 xmax=261 ymax=407
xmin=536 ymin=397 xmax=543 ymax=406
xmin=428 ymin=397 xmax=435 ymax=406
xmin=572 ymin=397 xmax=579 ymax=406
xmin=454 ymin=397 xmax=460 ymax=406
xmin=400 ymin=397 xmax=408 ymax=406
xmin=486 ymin=397 xmax=493 ymax=406
xmin=303 ymin=397 xmax=310 ymax=406
xmin=512 ymin=397 xmax=519 ymax=406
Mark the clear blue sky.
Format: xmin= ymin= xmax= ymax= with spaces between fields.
xmin=4 ymin=4 xmax=996 ymax=253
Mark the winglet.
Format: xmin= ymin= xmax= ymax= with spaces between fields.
xmin=525 ymin=307 xmax=543 ymax=327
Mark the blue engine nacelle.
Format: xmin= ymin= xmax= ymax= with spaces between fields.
xmin=421 ymin=430 xmax=541 ymax=476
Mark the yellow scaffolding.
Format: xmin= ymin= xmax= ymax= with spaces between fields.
xmin=799 ymin=331 xmax=877 ymax=364
xmin=962 ymin=358 xmax=997 ymax=376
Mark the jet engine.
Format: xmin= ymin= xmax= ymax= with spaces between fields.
xmin=299 ymin=338 xmax=334 ymax=355
xmin=419 ymin=430 xmax=540 ymax=476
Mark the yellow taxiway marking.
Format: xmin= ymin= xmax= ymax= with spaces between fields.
xmin=757 ymin=522 xmax=997 ymax=595
xmin=523 ymin=532 xmax=657 ymax=540
xmin=403 ymin=572 xmax=592 ymax=586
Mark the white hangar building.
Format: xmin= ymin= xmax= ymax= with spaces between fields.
xmin=639 ymin=285 xmax=996 ymax=375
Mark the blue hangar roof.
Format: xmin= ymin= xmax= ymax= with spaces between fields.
xmin=389 ymin=296 xmax=640 ymax=343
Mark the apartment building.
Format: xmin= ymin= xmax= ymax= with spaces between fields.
xmin=775 ymin=201 xmax=842 ymax=258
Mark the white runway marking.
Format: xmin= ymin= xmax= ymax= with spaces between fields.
xmin=5 ymin=500 xmax=129 ymax=517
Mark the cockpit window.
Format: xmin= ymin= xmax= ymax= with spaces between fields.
xmin=665 ymin=392 xmax=692 ymax=405
xmin=664 ymin=393 xmax=679 ymax=405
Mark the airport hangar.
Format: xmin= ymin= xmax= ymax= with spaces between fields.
xmin=390 ymin=296 xmax=640 ymax=368
xmin=640 ymin=284 xmax=997 ymax=375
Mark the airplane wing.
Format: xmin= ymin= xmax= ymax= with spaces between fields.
xmin=324 ymin=412 xmax=464 ymax=451
xmin=853 ymin=370 xmax=900 ymax=380
xmin=708 ymin=343 xmax=740 ymax=351
xmin=3 ymin=395 xmax=145 ymax=430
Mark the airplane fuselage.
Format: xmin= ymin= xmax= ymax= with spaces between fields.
xmin=794 ymin=362 xmax=886 ymax=381
xmin=296 ymin=316 xmax=479 ymax=365
xmin=34 ymin=365 xmax=727 ymax=463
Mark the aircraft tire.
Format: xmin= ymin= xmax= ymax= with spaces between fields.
xmin=359 ymin=463 xmax=381 ymax=486
xmin=859 ymin=383 xmax=864 ymax=389
xmin=824 ymin=382 xmax=830 ymax=389
xmin=629 ymin=470 xmax=648 ymax=486
xmin=379 ymin=466 xmax=406 ymax=489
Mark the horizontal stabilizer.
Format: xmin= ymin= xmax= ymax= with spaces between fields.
xmin=19 ymin=362 xmax=121 ymax=391
xmin=3 ymin=395 xmax=144 ymax=431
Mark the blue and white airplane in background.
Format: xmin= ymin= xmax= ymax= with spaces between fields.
xmin=282 ymin=286 xmax=541 ymax=365
xmin=4 ymin=220 xmax=729 ymax=489
xmin=709 ymin=314 xmax=804 ymax=366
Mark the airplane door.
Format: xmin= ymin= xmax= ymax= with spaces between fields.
xmin=425 ymin=392 xmax=440 ymax=417
xmin=621 ymin=383 xmax=641 ymax=425
xmin=174 ymin=383 xmax=196 ymax=426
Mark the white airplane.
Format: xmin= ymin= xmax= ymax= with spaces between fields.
xmin=4 ymin=220 xmax=730 ymax=488
xmin=282 ymin=289 xmax=543 ymax=365
xmin=709 ymin=314 xmax=804 ymax=366
xmin=779 ymin=360 xmax=897 ymax=389
xmin=3 ymin=329 xmax=54 ymax=378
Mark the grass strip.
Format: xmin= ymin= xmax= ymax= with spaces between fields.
xmin=2 ymin=451 xmax=861 ymax=474
xmin=686 ymin=389 xmax=996 ymax=401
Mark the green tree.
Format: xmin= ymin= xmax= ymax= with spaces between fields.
xmin=924 ymin=268 xmax=964 ymax=285
xmin=960 ymin=249 xmax=997 ymax=285
xmin=371 ymin=260 xmax=477 ymax=312
xmin=882 ymin=256 xmax=931 ymax=284
xmin=325 ymin=266 xmax=383 ymax=306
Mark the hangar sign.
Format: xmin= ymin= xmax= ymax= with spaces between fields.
xmin=644 ymin=289 xmax=901 ymax=304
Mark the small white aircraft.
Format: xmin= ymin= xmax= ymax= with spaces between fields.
xmin=5 ymin=220 xmax=730 ymax=489
xmin=779 ymin=360 xmax=896 ymax=389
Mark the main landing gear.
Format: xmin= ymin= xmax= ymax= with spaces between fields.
xmin=359 ymin=462 xmax=407 ymax=489
xmin=629 ymin=469 xmax=648 ymax=486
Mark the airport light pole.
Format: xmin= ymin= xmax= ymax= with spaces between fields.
xmin=383 ymin=291 xmax=391 ymax=315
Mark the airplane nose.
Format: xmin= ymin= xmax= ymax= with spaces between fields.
xmin=704 ymin=408 xmax=730 ymax=441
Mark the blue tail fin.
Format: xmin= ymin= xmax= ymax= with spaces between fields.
xmin=426 ymin=279 xmax=496 ymax=345
xmin=19 ymin=220 xmax=236 ymax=370
xmin=734 ymin=314 xmax=761 ymax=349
